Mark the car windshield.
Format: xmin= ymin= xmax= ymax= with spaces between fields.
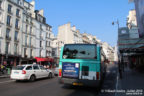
xmin=63 ymin=44 xmax=97 ymax=59
xmin=12 ymin=66 xmax=25 ymax=70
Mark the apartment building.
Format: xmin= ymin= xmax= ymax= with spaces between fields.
xmin=57 ymin=23 xmax=83 ymax=56
xmin=83 ymin=33 xmax=101 ymax=44
xmin=102 ymin=42 xmax=115 ymax=62
xmin=0 ymin=0 xmax=24 ymax=66
xmin=58 ymin=23 xmax=83 ymax=44
xmin=0 ymin=0 xmax=53 ymax=66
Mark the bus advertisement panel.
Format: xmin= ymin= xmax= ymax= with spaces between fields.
xmin=62 ymin=62 xmax=79 ymax=78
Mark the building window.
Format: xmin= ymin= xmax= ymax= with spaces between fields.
xmin=25 ymin=35 xmax=27 ymax=46
xmin=30 ymin=27 xmax=32 ymax=34
xmin=0 ymin=28 xmax=2 ymax=37
xmin=46 ymin=41 xmax=48 ymax=47
xmin=16 ymin=9 xmax=20 ymax=17
xmin=0 ymin=1 xmax=2 ymax=9
xmin=40 ymin=41 xmax=42 ymax=47
xmin=52 ymin=51 xmax=55 ymax=57
xmin=29 ymin=37 xmax=32 ymax=46
xmin=15 ymin=31 xmax=18 ymax=41
xmin=15 ymin=19 xmax=19 ymax=29
xmin=6 ymin=28 xmax=10 ymax=38
xmin=7 ymin=15 xmax=11 ymax=26
xmin=40 ymin=24 xmax=42 ymax=30
xmin=5 ymin=42 xmax=9 ymax=54
xmin=30 ymin=49 xmax=33 ymax=57
xmin=14 ymin=44 xmax=18 ymax=54
xmin=8 ymin=4 xmax=12 ymax=13
xmin=0 ymin=40 xmax=1 ymax=53
xmin=40 ymin=50 xmax=42 ymax=57
xmin=24 ymin=48 xmax=27 ymax=57
xmin=49 ymin=41 xmax=50 ymax=47
xmin=26 ymin=25 xmax=28 ymax=33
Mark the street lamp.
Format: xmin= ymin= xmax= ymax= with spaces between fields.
xmin=112 ymin=19 xmax=124 ymax=78
xmin=112 ymin=19 xmax=119 ymax=29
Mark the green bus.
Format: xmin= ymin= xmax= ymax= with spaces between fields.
xmin=58 ymin=44 xmax=107 ymax=87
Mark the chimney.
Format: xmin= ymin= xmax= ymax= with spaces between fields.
xmin=76 ymin=29 xmax=80 ymax=33
xmin=71 ymin=25 xmax=76 ymax=31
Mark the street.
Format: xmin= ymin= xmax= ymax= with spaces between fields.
xmin=0 ymin=64 xmax=118 ymax=96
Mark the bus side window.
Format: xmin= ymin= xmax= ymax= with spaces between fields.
xmin=82 ymin=66 xmax=89 ymax=76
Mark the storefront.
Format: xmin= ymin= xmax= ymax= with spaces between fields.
xmin=0 ymin=54 xmax=21 ymax=68
xmin=35 ymin=57 xmax=54 ymax=68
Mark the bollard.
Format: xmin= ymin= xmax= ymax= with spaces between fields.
xmin=7 ymin=68 xmax=11 ymax=75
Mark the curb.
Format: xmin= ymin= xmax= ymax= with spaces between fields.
xmin=0 ymin=75 xmax=10 ymax=78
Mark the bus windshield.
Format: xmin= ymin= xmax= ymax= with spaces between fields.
xmin=63 ymin=44 xmax=97 ymax=59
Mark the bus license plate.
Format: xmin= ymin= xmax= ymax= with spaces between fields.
xmin=73 ymin=83 xmax=83 ymax=86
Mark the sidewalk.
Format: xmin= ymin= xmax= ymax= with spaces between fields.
xmin=0 ymin=72 xmax=10 ymax=78
xmin=116 ymin=67 xmax=144 ymax=96
xmin=0 ymin=74 xmax=10 ymax=78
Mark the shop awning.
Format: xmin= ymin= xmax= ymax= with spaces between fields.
xmin=35 ymin=57 xmax=54 ymax=62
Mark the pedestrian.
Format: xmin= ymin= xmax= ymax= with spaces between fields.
xmin=118 ymin=60 xmax=122 ymax=79
xmin=0 ymin=65 xmax=1 ymax=74
xmin=1 ymin=64 xmax=5 ymax=74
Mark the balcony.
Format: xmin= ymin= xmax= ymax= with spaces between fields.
xmin=24 ymin=55 xmax=28 ymax=58
xmin=14 ymin=52 xmax=19 ymax=56
xmin=23 ymin=44 xmax=28 ymax=47
xmin=5 ymin=36 xmax=11 ymax=41
xmin=46 ymin=46 xmax=52 ymax=48
xmin=14 ymin=39 xmax=19 ymax=43
xmin=7 ymin=10 xmax=13 ymax=15
xmin=15 ymin=26 xmax=20 ymax=30
xmin=7 ymin=23 xmax=12 ymax=28
xmin=16 ymin=14 xmax=21 ymax=18
xmin=29 ymin=45 xmax=34 ymax=48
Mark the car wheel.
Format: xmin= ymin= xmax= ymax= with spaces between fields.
xmin=29 ymin=75 xmax=36 ymax=82
xmin=48 ymin=73 xmax=52 ymax=78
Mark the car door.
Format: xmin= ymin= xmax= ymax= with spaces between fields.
xmin=25 ymin=66 xmax=33 ymax=78
xmin=39 ymin=65 xmax=48 ymax=77
xmin=33 ymin=65 xmax=41 ymax=78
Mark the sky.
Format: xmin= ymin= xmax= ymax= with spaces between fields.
xmin=27 ymin=0 xmax=134 ymax=47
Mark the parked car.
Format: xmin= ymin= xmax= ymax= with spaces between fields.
xmin=10 ymin=64 xmax=54 ymax=82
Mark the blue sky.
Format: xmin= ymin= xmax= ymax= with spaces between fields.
xmin=27 ymin=0 xmax=134 ymax=46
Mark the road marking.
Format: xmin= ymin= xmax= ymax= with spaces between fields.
xmin=0 ymin=80 xmax=14 ymax=84
xmin=115 ymin=73 xmax=119 ymax=96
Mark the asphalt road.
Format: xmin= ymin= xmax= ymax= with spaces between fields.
xmin=0 ymin=64 xmax=118 ymax=96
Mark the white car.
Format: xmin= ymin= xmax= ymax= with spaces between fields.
xmin=10 ymin=64 xmax=54 ymax=81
